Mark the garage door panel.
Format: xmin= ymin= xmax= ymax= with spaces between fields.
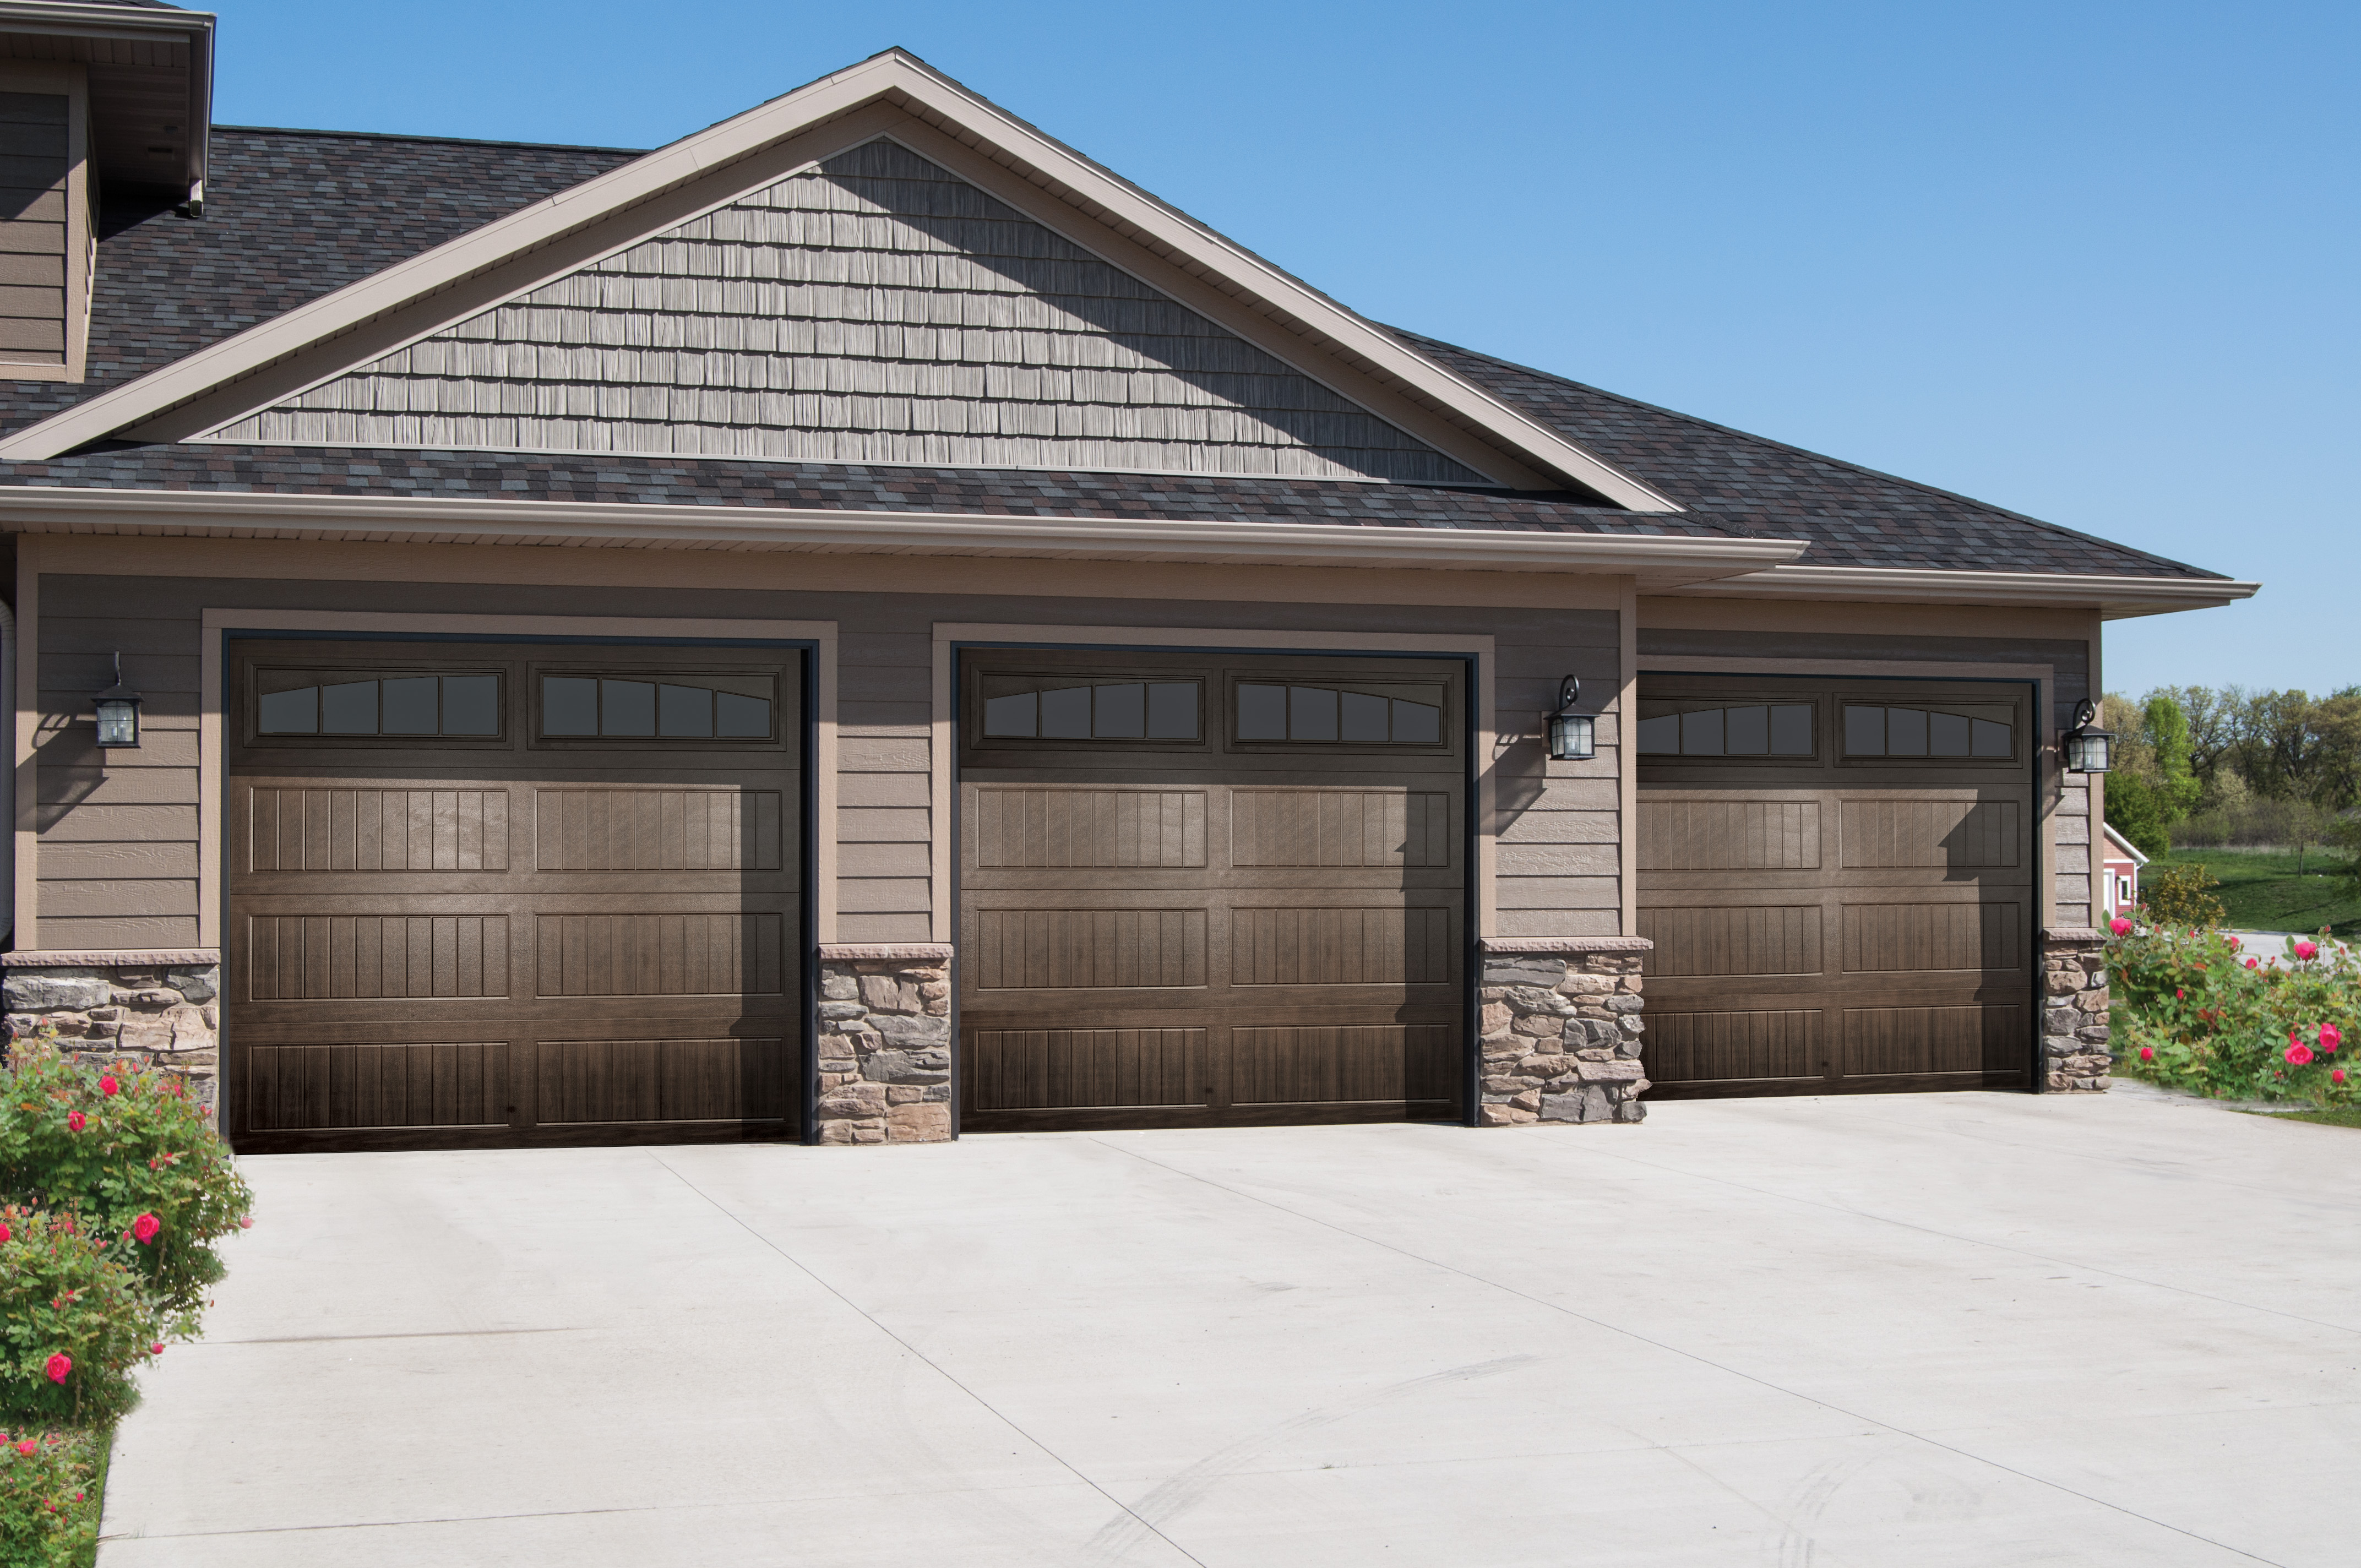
xmin=1638 ymin=676 xmax=2033 ymax=1101
xmin=1838 ymin=797 xmax=2021 ymax=870
xmin=245 ymin=913 xmax=513 ymax=1000
xmin=1230 ymin=905 xmax=1455 ymax=987
xmin=245 ymin=783 xmax=514 ymax=873
xmin=1645 ymin=1009 xmax=1823 ymax=1086
xmin=972 ymin=785 xmax=1209 ymax=869
xmin=533 ymin=786 xmax=785 ymax=873
xmin=1233 ymin=1025 xmax=1454 ymax=1104
xmin=1638 ymin=905 xmax=1823 ymax=977
xmin=1840 ymin=901 xmax=2025 ymax=974
xmin=967 ymin=1027 xmax=1209 ymax=1110
xmin=534 ymin=912 xmax=787 ymax=997
xmin=535 ymin=1036 xmax=787 ymax=1124
xmin=971 ymin=906 xmax=1209 ymax=990
xmin=1229 ymin=787 xmax=1454 ymax=869
xmin=1842 ymin=1005 xmax=2024 ymax=1077
xmin=245 ymin=1041 xmax=515 ymax=1131
xmin=1638 ymin=799 xmax=1822 ymax=871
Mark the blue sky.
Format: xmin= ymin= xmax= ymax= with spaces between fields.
xmin=213 ymin=1 xmax=2355 ymax=698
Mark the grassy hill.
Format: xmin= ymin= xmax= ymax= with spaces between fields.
xmin=2149 ymin=847 xmax=2361 ymax=937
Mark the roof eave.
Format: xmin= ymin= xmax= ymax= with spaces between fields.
xmin=1653 ymin=563 xmax=2260 ymax=619
xmin=0 ymin=485 xmax=1787 ymax=580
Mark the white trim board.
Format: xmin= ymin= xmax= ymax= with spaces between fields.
xmin=194 ymin=609 xmax=840 ymax=945
xmin=930 ymin=622 xmax=1500 ymax=941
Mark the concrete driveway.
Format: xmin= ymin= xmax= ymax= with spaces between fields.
xmin=100 ymin=1090 xmax=2360 ymax=1566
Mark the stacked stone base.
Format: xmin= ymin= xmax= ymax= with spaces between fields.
xmin=3 ymin=950 xmax=223 ymax=1123
xmin=815 ymin=944 xmax=954 ymax=1144
xmin=2042 ymin=928 xmax=2112 ymax=1091
xmin=1477 ymin=937 xmax=1651 ymax=1125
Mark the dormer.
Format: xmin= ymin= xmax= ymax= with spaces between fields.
xmin=0 ymin=1 xmax=214 ymax=382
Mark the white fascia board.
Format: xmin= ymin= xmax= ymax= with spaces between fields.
xmin=0 ymin=486 xmax=1793 ymax=578
xmin=0 ymin=2 xmax=215 ymax=197
xmin=1660 ymin=563 xmax=2261 ymax=618
xmin=2101 ymin=823 xmax=2150 ymax=865
xmin=0 ymin=51 xmax=1675 ymax=511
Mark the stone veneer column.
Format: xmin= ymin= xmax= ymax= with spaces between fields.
xmin=2040 ymin=928 xmax=2112 ymax=1091
xmin=814 ymin=943 xmax=954 ymax=1144
xmin=3 ymin=950 xmax=224 ymax=1123
xmin=1477 ymin=936 xmax=1653 ymax=1125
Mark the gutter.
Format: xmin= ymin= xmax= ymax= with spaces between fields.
xmin=0 ymin=487 xmax=1804 ymax=584
xmin=1657 ymin=562 xmax=2261 ymax=619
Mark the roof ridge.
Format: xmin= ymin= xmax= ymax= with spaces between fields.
xmin=1389 ymin=326 xmax=2226 ymax=582
xmin=209 ymin=124 xmax=648 ymax=156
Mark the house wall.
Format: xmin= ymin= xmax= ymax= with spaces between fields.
xmin=0 ymin=64 xmax=89 ymax=382
xmin=16 ymin=535 xmax=1626 ymax=952
xmin=1636 ymin=597 xmax=2102 ymax=930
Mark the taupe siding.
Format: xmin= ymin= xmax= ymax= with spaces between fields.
xmin=1636 ymin=626 xmax=2096 ymax=929
xmin=211 ymin=140 xmax=1479 ymax=483
xmin=35 ymin=573 xmax=1624 ymax=948
xmin=0 ymin=92 xmax=70 ymax=366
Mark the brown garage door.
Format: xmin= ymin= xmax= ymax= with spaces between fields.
xmin=1636 ymin=676 xmax=2035 ymax=1098
xmin=958 ymin=648 xmax=1466 ymax=1132
xmin=226 ymin=639 xmax=802 ymax=1152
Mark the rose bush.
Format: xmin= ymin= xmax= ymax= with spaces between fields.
xmin=0 ymin=1427 xmax=102 ymax=1567
xmin=0 ymin=1036 xmax=253 ymax=1332
xmin=2110 ymin=922 xmax=2361 ymax=1103
xmin=0 ymin=1211 xmax=153 ymax=1429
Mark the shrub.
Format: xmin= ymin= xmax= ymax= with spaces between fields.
xmin=2109 ymin=923 xmax=2361 ymax=1102
xmin=0 ymin=1037 xmax=252 ymax=1333
xmin=0 ymin=1428 xmax=102 ymax=1567
xmin=0 ymin=1211 xmax=154 ymax=1430
xmin=2140 ymin=864 xmax=2227 ymax=930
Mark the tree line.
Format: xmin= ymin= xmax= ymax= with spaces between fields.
xmin=2102 ymin=686 xmax=2361 ymax=856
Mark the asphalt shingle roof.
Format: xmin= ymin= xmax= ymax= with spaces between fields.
xmin=0 ymin=127 xmax=2218 ymax=582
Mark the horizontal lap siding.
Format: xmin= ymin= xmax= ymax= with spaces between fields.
xmin=36 ymin=607 xmax=203 ymax=947
xmin=1493 ymin=611 xmax=1625 ymax=937
xmin=1638 ymin=626 xmax=2096 ymax=930
xmin=35 ymin=572 xmax=1626 ymax=950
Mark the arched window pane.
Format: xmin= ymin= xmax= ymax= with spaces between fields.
xmin=543 ymin=677 xmax=599 ymax=735
xmin=321 ymin=680 xmax=377 ymax=734
xmin=716 ymin=692 xmax=770 ymax=738
xmin=659 ymin=683 xmax=714 ymax=738
xmin=1146 ymin=683 xmax=1197 ymax=739
xmin=984 ymin=692 xmax=1037 ymax=737
xmin=1288 ymin=686 xmax=1339 ymax=742
xmin=1843 ymin=705 xmax=1885 ymax=755
xmin=1237 ymin=683 xmax=1287 ymax=739
xmin=1679 ymin=708 xmax=1724 ymax=755
xmin=1972 ymin=718 xmax=2011 ymax=757
xmin=1391 ymin=698 xmax=1440 ymax=745
xmin=259 ymin=687 xmax=318 ymax=734
xmin=381 ymin=677 xmax=438 ymax=734
xmin=601 ymin=680 xmax=655 ymax=736
xmin=1887 ymin=707 xmax=1928 ymax=755
xmin=1724 ymin=705 xmax=1769 ymax=754
xmin=443 ymin=676 xmax=499 ymax=735
xmin=1771 ymin=705 xmax=1813 ymax=754
xmin=1340 ymin=691 xmax=1389 ymax=743
xmin=1040 ymin=685 xmax=1091 ymax=738
xmin=1093 ymin=683 xmax=1145 ymax=738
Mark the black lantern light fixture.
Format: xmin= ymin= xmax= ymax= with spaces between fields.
xmin=1547 ymin=675 xmax=1595 ymax=761
xmin=2061 ymin=698 xmax=2112 ymax=774
xmin=91 ymin=652 xmax=142 ymax=749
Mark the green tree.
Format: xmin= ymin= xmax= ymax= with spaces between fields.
xmin=2106 ymin=770 xmax=2169 ymax=856
xmin=2142 ymin=694 xmax=2203 ymax=822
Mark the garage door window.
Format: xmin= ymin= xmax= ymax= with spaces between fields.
xmin=1638 ymin=703 xmax=1813 ymax=757
xmin=1234 ymin=683 xmax=1443 ymax=745
xmin=1843 ymin=705 xmax=2011 ymax=759
xmin=257 ymin=672 xmax=502 ymax=737
xmin=982 ymin=679 xmax=1200 ymax=741
xmin=539 ymin=674 xmax=774 ymax=741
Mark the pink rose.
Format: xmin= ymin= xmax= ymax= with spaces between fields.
xmin=64 ymin=1112 xmax=83 ymax=1134
xmin=2245 ymin=958 xmax=2259 ymax=969
xmin=150 ymin=1342 xmax=164 ymax=1356
xmin=2287 ymin=1043 xmax=2315 ymax=1065
xmin=132 ymin=1214 xmax=160 ymax=1245
xmin=2109 ymin=918 xmax=2132 ymax=937
xmin=98 ymin=1075 xmax=117 ymax=1097
xmin=43 ymin=1354 xmax=69 ymax=1385
xmin=2137 ymin=1046 xmax=2155 ymax=1061
xmin=2322 ymin=1025 xmax=2343 ymax=1053
xmin=238 ymin=1217 xmax=253 ymax=1229
xmin=2296 ymin=941 xmax=2319 ymax=961
xmin=2228 ymin=935 xmax=2242 ymax=949
xmin=13 ymin=1439 xmax=30 ymax=1457
xmin=2337 ymin=1069 xmax=2349 ymax=1086
xmin=0 ymin=1223 xmax=10 ymax=1244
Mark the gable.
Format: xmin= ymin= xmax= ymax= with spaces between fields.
xmin=202 ymin=140 xmax=1484 ymax=484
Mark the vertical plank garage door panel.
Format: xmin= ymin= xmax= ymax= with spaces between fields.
xmin=226 ymin=640 xmax=803 ymax=1152
xmin=1636 ymin=677 xmax=2033 ymax=1098
xmin=959 ymin=650 xmax=1466 ymax=1131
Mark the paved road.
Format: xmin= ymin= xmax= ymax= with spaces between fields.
xmin=101 ymin=1093 xmax=2361 ymax=1565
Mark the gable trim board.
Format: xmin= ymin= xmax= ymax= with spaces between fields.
xmin=0 ymin=53 xmax=1677 ymax=508
xmin=1658 ymin=564 xmax=2256 ymax=620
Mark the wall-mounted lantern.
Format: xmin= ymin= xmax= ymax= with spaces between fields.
xmin=92 ymin=653 xmax=142 ymax=749
xmin=1546 ymin=675 xmax=1594 ymax=761
xmin=2061 ymin=698 xmax=2112 ymax=774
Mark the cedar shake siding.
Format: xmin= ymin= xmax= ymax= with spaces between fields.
xmin=208 ymin=140 xmax=1481 ymax=483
